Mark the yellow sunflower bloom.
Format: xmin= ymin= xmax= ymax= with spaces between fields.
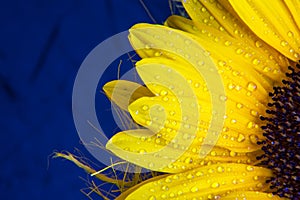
xmin=102 ymin=0 xmax=300 ymax=199
xmin=59 ymin=0 xmax=299 ymax=199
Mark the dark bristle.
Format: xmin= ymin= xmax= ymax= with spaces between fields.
xmin=258 ymin=63 xmax=300 ymax=199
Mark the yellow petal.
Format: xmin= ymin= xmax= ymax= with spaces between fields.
xmin=103 ymin=80 xmax=153 ymax=111
xmin=119 ymin=163 xmax=273 ymax=200
xmin=228 ymin=0 xmax=300 ymax=61
xmin=106 ymin=127 xmax=262 ymax=173
xmin=284 ymin=0 xmax=300 ymax=30
xmin=181 ymin=0 xmax=290 ymax=72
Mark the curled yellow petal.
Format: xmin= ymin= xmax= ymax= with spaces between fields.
xmin=103 ymin=80 xmax=153 ymax=111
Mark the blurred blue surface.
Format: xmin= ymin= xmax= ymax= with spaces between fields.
xmin=0 ymin=1 xmax=171 ymax=199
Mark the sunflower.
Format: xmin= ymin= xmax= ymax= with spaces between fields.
xmin=59 ymin=0 xmax=300 ymax=199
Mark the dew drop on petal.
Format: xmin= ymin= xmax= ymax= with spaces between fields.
xmin=236 ymin=102 xmax=243 ymax=109
xmin=247 ymin=82 xmax=257 ymax=91
xmin=230 ymin=151 xmax=237 ymax=157
xmin=217 ymin=166 xmax=225 ymax=173
xmin=237 ymin=133 xmax=246 ymax=142
xmin=149 ymin=195 xmax=156 ymax=200
xmin=250 ymin=109 xmax=258 ymax=116
xmin=190 ymin=186 xmax=199 ymax=192
xmin=249 ymin=134 xmax=258 ymax=144
xmin=255 ymin=40 xmax=263 ymax=47
xmin=246 ymin=165 xmax=254 ymax=171
xmin=142 ymin=105 xmax=149 ymax=111
xmin=280 ymin=40 xmax=288 ymax=47
xmin=211 ymin=182 xmax=220 ymax=188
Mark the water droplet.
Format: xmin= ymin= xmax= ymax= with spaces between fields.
xmin=210 ymin=151 xmax=217 ymax=156
xmin=218 ymin=60 xmax=226 ymax=67
xmin=246 ymin=165 xmax=254 ymax=171
xmin=185 ymin=40 xmax=191 ymax=45
xmin=196 ymin=171 xmax=204 ymax=176
xmin=237 ymin=133 xmax=245 ymax=142
xmin=244 ymin=53 xmax=253 ymax=58
xmin=162 ymin=96 xmax=169 ymax=102
xmin=267 ymin=193 xmax=274 ymax=198
xmin=280 ymin=40 xmax=288 ymax=47
xmin=183 ymin=116 xmax=189 ymax=121
xmin=227 ymin=83 xmax=235 ymax=90
xmin=250 ymin=110 xmax=258 ymax=116
xmin=138 ymin=149 xmax=146 ymax=154
xmin=255 ymin=41 xmax=263 ymax=47
xmin=197 ymin=60 xmax=205 ymax=66
xmin=155 ymin=138 xmax=161 ymax=144
xmin=224 ymin=40 xmax=232 ymax=46
xmin=287 ymin=31 xmax=294 ymax=37
xmin=219 ymin=95 xmax=227 ymax=101
xmin=194 ymin=82 xmax=200 ymax=88
xmin=145 ymin=44 xmax=151 ymax=49
xmin=150 ymin=188 xmax=155 ymax=192
xmin=230 ymin=151 xmax=237 ymax=157
xmin=169 ymin=111 xmax=175 ymax=116
xmin=211 ymin=182 xmax=220 ymax=188
xmin=169 ymin=193 xmax=175 ymax=198
xmin=230 ymin=119 xmax=237 ymax=124
xmin=190 ymin=186 xmax=199 ymax=192
xmin=165 ymin=177 xmax=172 ymax=183
xmin=256 ymin=183 xmax=263 ymax=188
xmin=263 ymin=66 xmax=271 ymax=72
xmin=232 ymin=70 xmax=240 ymax=76
xmin=252 ymin=58 xmax=260 ymax=65
xmin=204 ymin=51 xmax=211 ymax=56
xmin=235 ymin=85 xmax=242 ymax=91
xmin=148 ymin=195 xmax=156 ymax=200
xmin=142 ymin=105 xmax=149 ymax=111
xmin=184 ymin=124 xmax=191 ymax=129
xmin=158 ymin=106 xmax=165 ymax=112
xmin=236 ymin=48 xmax=244 ymax=54
xmin=161 ymin=185 xmax=169 ymax=191
xmin=146 ymin=120 xmax=152 ymax=126
xmin=249 ymin=134 xmax=258 ymax=144
xmin=236 ymin=103 xmax=243 ymax=109
xmin=185 ymin=157 xmax=193 ymax=164
xmin=222 ymin=127 xmax=229 ymax=132
xmin=154 ymin=52 xmax=161 ymax=57
xmin=247 ymin=82 xmax=257 ymax=91
xmin=217 ymin=166 xmax=224 ymax=173
xmin=160 ymin=90 xmax=168 ymax=96
xmin=201 ymin=7 xmax=207 ymax=12
xmin=247 ymin=121 xmax=255 ymax=129
xmin=148 ymin=162 xmax=154 ymax=168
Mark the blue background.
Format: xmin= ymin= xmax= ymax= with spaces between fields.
xmin=0 ymin=1 xmax=179 ymax=199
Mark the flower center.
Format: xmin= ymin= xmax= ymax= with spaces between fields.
xmin=258 ymin=63 xmax=300 ymax=199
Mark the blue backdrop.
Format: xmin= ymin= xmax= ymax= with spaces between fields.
xmin=0 ymin=1 xmax=176 ymax=199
